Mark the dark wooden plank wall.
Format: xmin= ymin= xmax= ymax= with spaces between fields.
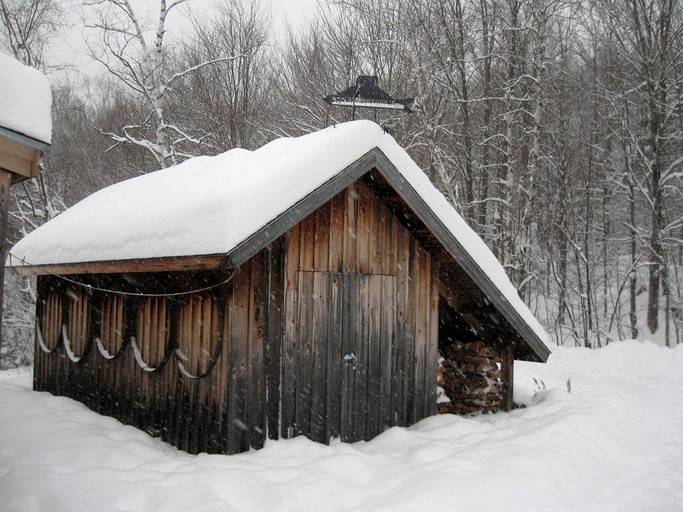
xmin=33 ymin=257 xmax=268 ymax=455
xmin=282 ymin=181 xmax=439 ymax=443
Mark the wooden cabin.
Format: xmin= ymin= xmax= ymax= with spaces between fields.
xmin=10 ymin=121 xmax=550 ymax=455
xmin=0 ymin=53 xmax=51 ymax=351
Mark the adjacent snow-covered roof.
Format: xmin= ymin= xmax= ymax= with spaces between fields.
xmin=0 ymin=52 xmax=52 ymax=144
xmin=9 ymin=121 xmax=550 ymax=359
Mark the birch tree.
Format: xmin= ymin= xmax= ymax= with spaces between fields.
xmin=86 ymin=0 xmax=242 ymax=169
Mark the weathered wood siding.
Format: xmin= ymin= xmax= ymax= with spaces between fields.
xmin=281 ymin=181 xmax=439 ymax=442
xmin=33 ymin=258 xmax=268 ymax=455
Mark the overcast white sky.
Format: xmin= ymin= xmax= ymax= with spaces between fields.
xmin=162 ymin=0 xmax=320 ymax=33
xmin=51 ymin=0 xmax=319 ymax=78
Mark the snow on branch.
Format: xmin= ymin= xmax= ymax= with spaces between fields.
xmin=162 ymin=54 xmax=245 ymax=94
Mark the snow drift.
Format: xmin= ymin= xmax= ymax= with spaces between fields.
xmin=1 ymin=341 xmax=681 ymax=512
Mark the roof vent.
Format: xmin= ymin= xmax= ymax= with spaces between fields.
xmin=323 ymin=75 xmax=414 ymax=119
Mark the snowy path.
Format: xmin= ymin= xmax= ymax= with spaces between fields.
xmin=1 ymin=342 xmax=682 ymax=512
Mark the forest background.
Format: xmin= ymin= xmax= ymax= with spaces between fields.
xmin=1 ymin=0 xmax=682 ymax=367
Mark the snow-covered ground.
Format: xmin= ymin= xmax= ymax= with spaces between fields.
xmin=1 ymin=341 xmax=682 ymax=512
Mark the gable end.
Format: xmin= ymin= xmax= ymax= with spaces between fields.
xmin=225 ymin=146 xmax=549 ymax=363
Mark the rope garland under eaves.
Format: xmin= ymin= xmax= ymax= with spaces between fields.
xmin=8 ymin=253 xmax=238 ymax=298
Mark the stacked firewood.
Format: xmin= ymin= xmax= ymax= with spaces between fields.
xmin=437 ymin=340 xmax=504 ymax=414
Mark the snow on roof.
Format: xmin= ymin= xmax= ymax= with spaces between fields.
xmin=0 ymin=52 xmax=52 ymax=144
xmin=9 ymin=121 xmax=549 ymax=350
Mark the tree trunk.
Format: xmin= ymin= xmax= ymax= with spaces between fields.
xmin=0 ymin=170 xmax=13 ymax=358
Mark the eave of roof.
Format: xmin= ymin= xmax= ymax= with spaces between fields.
xmin=8 ymin=253 xmax=231 ymax=276
xmin=0 ymin=125 xmax=50 ymax=152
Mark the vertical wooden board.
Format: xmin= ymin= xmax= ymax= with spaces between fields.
xmin=391 ymin=227 xmax=410 ymax=426
xmin=173 ymin=360 xmax=188 ymax=450
xmin=228 ymin=267 xmax=250 ymax=453
xmin=413 ymin=245 xmax=429 ymax=422
xmin=158 ymin=302 xmax=174 ymax=445
xmin=325 ymin=273 xmax=343 ymax=441
xmin=379 ymin=276 xmax=395 ymax=431
xmin=339 ymin=273 xmax=355 ymax=442
xmin=281 ymin=227 xmax=300 ymax=438
xmin=107 ymin=299 xmax=120 ymax=416
xmin=376 ymin=201 xmax=389 ymax=274
xmin=178 ymin=297 xmax=189 ymax=372
xmin=152 ymin=299 xmax=163 ymax=413
xmin=54 ymin=291 xmax=66 ymax=394
xmin=314 ymin=204 xmax=331 ymax=272
xmin=182 ymin=368 xmax=195 ymax=454
xmin=328 ymin=193 xmax=345 ymax=273
xmin=115 ymin=297 xmax=130 ymax=430
xmin=195 ymin=379 xmax=209 ymax=454
xmin=86 ymin=309 xmax=99 ymax=409
xmin=364 ymin=185 xmax=385 ymax=274
xmin=310 ymin=272 xmax=328 ymax=443
xmin=343 ymin=186 xmax=357 ymax=273
xmin=504 ymin=347 xmax=515 ymax=412
xmin=161 ymin=299 xmax=169 ymax=367
xmin=299 ymin=214 xmax=315 ymax=272
xmin=219 ymin=283 xmax=233 ymax=452
xmin=265 ymin=240 xmax=284 ymax=441
xmin=203 ymin=295 xmax=214 ymax=374
xmin=67 ymin=290 xmax=76 ymax=354
xmin=81 ymin=290 xmax=90 ymax=357
xmin=91 ymin=293 xmax=103 ymax=410
xmin=205 ymin=291 xmax=225 ymax=452
xmin=183 ymin=301 xmax=201 ymax=454
xmin=353 ymin=275 xmax=370 ymax=440
xmin=248 ymin=254 xmax=266 ymax=449
xmin=425 ymin=261 xmax=439 ymax=418
xmin=294 ymin=271 xmax=313 ymax=437
xmin=197 ymin=336 xmax=216 ymax=453
xmin=406 ymin=239 xmax=419 ymax=424
xmin=355 ymin=184 xmax=372 ymax=274
xmin=365 ymin=275 xmax=382 ymax=439
xmin=159 ymin=300 xmax=171 ymax=424
xmin=33 ymin=279 xmax=43 ymax=391
xmin=190 ymin=296 xmax=199 ymax=373
xmin=138 ymin=298 xmax=147 ymax=365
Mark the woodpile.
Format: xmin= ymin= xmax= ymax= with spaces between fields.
xmin=437 ymin=340 xmax=505 ymax=414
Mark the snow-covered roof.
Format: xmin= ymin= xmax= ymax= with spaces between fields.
xmin=0 ymin=52 xmax=52 ymax=145
xmin=9 ymin=121 xmax=550 ymax=360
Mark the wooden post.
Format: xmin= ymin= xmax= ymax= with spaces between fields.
xmin=502 ymin=346 xmax=515 ymax=411
xmin=0 ymin=169 xmax=12 ymax=359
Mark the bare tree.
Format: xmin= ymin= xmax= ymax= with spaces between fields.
xmin=592 ymin=0 xmax=683 ymax=335
xmin=170 ymin=0 xmax=273 ymax=152
xmin=0 ymin=0 xmax=62 ymax=67
xmin=85 ymin=0 xmax=242 ymax=169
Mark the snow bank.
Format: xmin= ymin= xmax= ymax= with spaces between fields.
xmin=1 ymin=341 xmax=681 ymax=512
xmin=0 ymin=52 xmax=52 ymax=143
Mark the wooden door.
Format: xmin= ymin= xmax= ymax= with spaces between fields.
xmin=294 ymin=271 xmax=396 ymax=444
